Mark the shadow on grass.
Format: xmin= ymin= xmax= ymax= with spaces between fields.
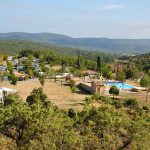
xmin=63 ymin=83 xmax=70 ymax=87
xmin=68 ymin=99 xmax=85 ymax=102
xmin=76 ymin=87 xmax=91 ymax=95
xmin=69 ymin=102 xmax=85 ymax=106
xmin=68 ymin=99 xmax=79 ymax=102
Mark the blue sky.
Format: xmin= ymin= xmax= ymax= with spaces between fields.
xmin=0 ymin=0 xmax=150 ymax=38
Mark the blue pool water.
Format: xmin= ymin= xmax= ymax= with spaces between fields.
xmin=105 ymin=82 xmax=135 ymax=90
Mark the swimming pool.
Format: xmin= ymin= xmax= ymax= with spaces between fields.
xmin=104 ymin=81 xmax=135 ymax=90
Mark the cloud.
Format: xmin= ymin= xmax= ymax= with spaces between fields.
xmin=101 ymin=4 xmax=126 ymax=11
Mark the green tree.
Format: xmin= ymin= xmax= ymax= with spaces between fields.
xmin=7 ymin=61 xmax=13 ymax=73
xmin=70 ymin=80 xmax=75 ymax=88
xmin=22 ymin=59 xmax=34 ymax=78
xmin=0 ymin=99 xmax=82 ymax=149
xmin=27 ymin=54 xmax=34 ymax=61
xmin=126 ymin=69 xmax=135 ymax=79
xmin=0 ymin=101 xmax=32 ymax=148
xmin=4 ymin=93 xmax=22 ymax=106
xmin=109 ymin=85 xmax=119 ymax=98
xmin=3 ymin=54 xmax=8 ymax=61
xmin=78 ymin=103 xmax=150 ymax=149
xmin=140 ymin=74 xmax=150 ymax=101
xmin=117 ymin=71 xmax=126 ymax=81
xmin=38 ymin=75 xmax=45 ymax=86
xmin=8 ymin=74 xmax=18 ymax=88
xmin=26 ymin=87 xmax=47 ymax=105
xmin=101 ymin=64 xmax=113 ymax=79
xmin=97 ymin=56 xmax=101 ymax=72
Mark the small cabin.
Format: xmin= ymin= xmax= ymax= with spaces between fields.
xmin=79 ymin=80 xmax=105 ymax=96
xmin=91 ymin=81 xmax=105 ymax=95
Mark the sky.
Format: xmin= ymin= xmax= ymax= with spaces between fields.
xmin=0 ymin=0 xmax=150 ymax=38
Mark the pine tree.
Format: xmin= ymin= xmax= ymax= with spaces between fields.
xmin=97 ymin=56 xmax=101 ymax=72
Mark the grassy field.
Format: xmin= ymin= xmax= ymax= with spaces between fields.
xmin=0 ymin=79 xmax=90 ymax=110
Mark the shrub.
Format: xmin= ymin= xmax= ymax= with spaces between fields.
xmin=124 ymin=98 xmax=139 ymax=110
xmin=68 ymin=108 xmax=76 ymax=118
xmin=85 ymin=97 xmax=93 ymax=105
xmin=4 ymin=94 xmax=22 ymax=106
xmin=99 ymin=96 xmax=111 ymax=104
xmin=70 ymin=80 xmax=75 ymax=88
xmin=91 ymin=93 xmax=100 ymax=101
xmin=26 ymin=88 xmax=47 ymax=105
xmin=112 ymin=100 xmax=123 ymax=109
xmin=142 ymin=105 xmax=149 ymax=113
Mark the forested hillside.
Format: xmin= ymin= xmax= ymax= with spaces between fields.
xmin=120 ymin=53 xmax=150 ymax=72
xmin=0 ymin=40 xmax=77 ymax=55
xmin=0 ymin=32 xmax=150 ymax=53
xmin=0 ymin=40 xmax=115 ymax=62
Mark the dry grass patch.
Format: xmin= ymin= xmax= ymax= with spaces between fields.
xmin=0 ymin=79 xmax=90 ymax=110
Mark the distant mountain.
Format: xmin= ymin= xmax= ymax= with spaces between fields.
xmin=0 ymin=32 xmax=150 ymax=54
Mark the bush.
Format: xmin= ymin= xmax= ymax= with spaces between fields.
xmin=99 ymin=96 xmax=111 ymax=104
xmin=69 ymin=68 xmax=83 ymax=77
xmin=85 ymin=97 xmax=93 ymax=105
xmin=91 ymin=93 xmax=100 ymax=101
xmin=4 ymin=94 xmax=22 ymax=106
xmin=124 ymin=99 xmax=139 ymax=110
xmin=26 ymin=87 xmax=47 ymax=105
xmin=126 ymin=69 xmax=135 ymax=79
xmin=70 ymin=86 xmax=77 ymax=93
xmin=112 ymin=100 xmax=123 ymax=109
xmin=70 ymin=80 xmax=75 ymax=88
xmin=8 ymin=74 xmax=18 ymax=86
xmin=142 ymin=105 xmax=149 ymax=113
xmin=68 ymin=108 xmax=76 ymax=118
